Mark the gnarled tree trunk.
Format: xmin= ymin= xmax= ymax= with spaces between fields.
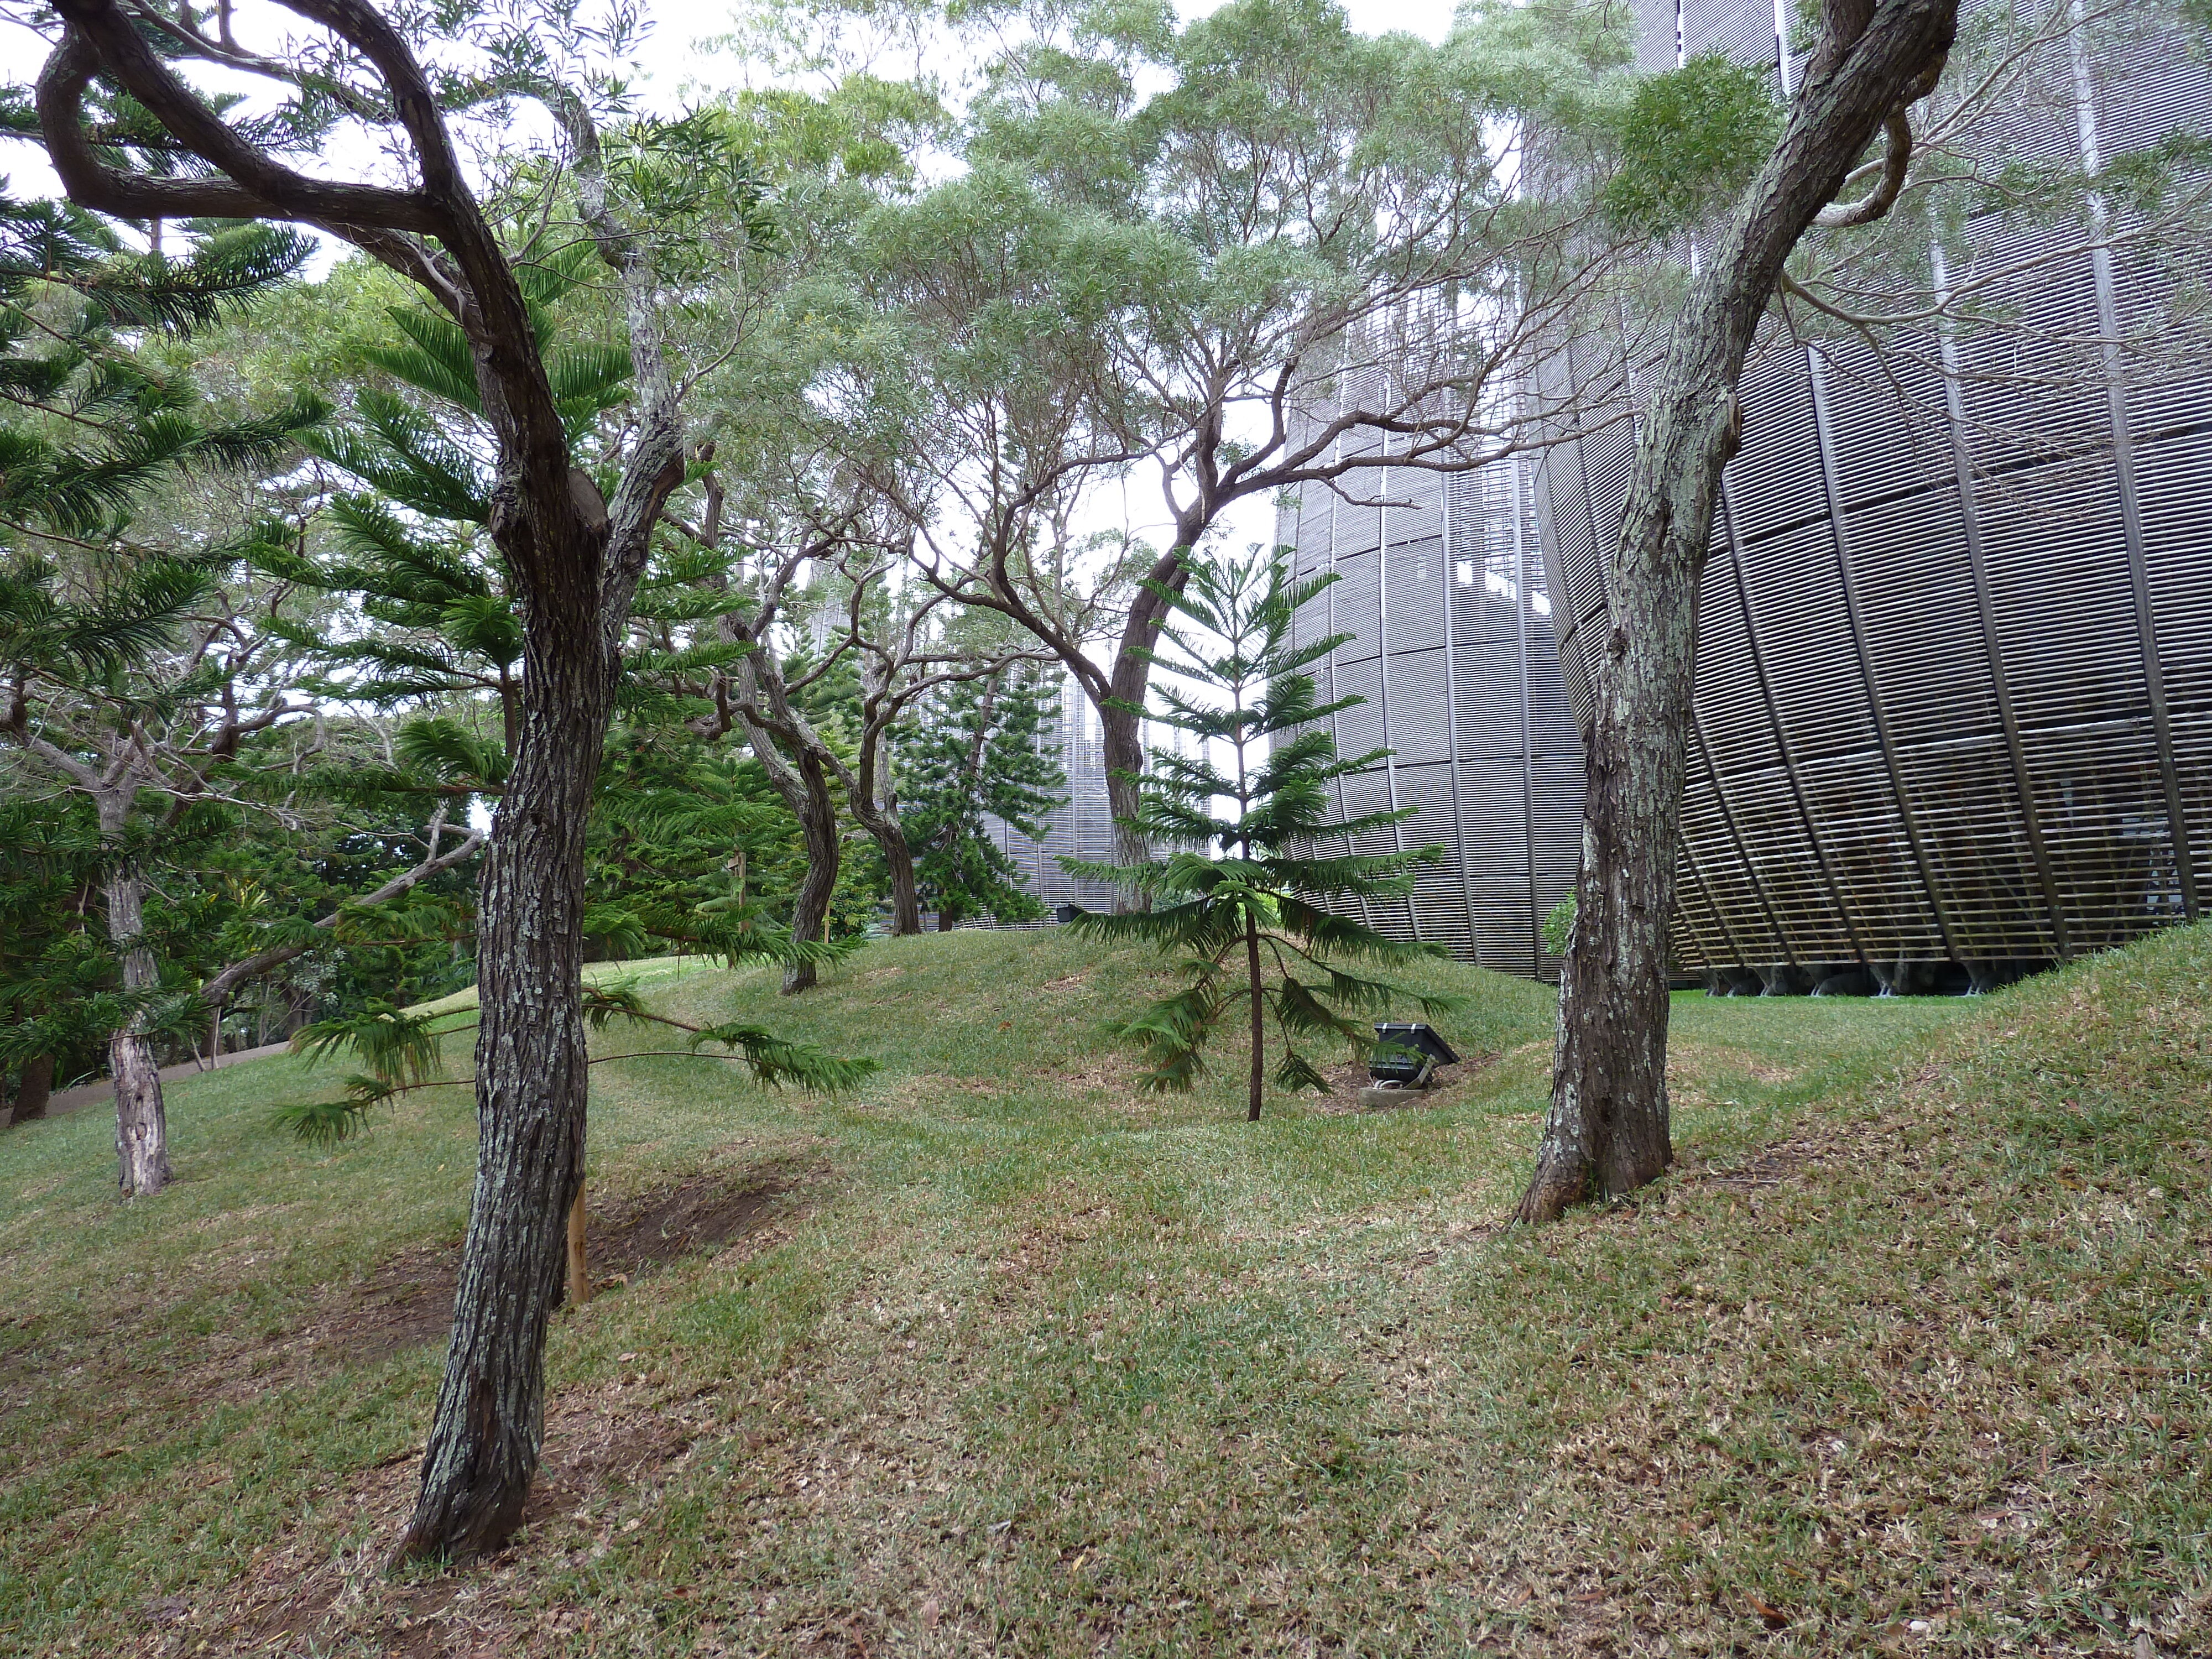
xmin=781 ymin=752 xmax=841 ymax=993
xmin=850 ymin=792 xmax=922 ymax=936
xmin=1519 ymin=0 xmax=1959 ymax=1223
xmin=399 ymin=534 xmax=615 ymax=1558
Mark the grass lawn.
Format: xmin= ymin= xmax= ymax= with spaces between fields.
xmin=1 ymin=925 xmax=2205 ymax=1656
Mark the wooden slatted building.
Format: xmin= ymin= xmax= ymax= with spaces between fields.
xmin=1536 ymin=0 xmax=2212 ymax=988
xmin=1279 ymin=1 xmax=2212 ymax=987
xmin=1279 ymin=421 xmax=1587 ymax=982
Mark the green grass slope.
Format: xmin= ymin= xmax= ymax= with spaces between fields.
xmin=0 ymin=926 xmax=2202 ymax=1656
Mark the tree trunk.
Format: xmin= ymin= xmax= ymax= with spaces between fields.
xmin=853 ymin=799 xmax=923 ymax=935
xmin=1095 ymin=540 xmax=1201 ymax=910
xmin=783 ymin=751 xmax=841 ymax=994
xmin=1100 ymin=697 xmax=1150 ymax=901
xmin=937 ymin=904 xmax=961 ymax=933
xmin=9 ymin=1053 xmax=55 ymax=1125
xmin=566 ymin=1183 xmax=590 ymax=1307
xmin=1245 ymin=912 xmax=1265 ymax=1123
xmin=102 ymin=852 xmax=170 ymax=1198
xmin=1519 ymin=0 xmax=1958 ymax=1223
xmin=396 ymin=549 xmax=614 ymax=1563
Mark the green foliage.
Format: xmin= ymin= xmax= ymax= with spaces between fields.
xmin=902 ymin=667 xmax=1067 ymax=927
xmin=1542 ymin=890 xmax=1578 ymax=959
xmin=1065 ymin=547 xmax=1459 ymax=1117
xmin=1599 ymin=53 xmax=1782 ymax=237
xmin=687 ymin=1022 xmax=879 ymax=1092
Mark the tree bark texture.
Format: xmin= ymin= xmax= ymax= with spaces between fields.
xmin=399 ymin=538 xmax=617 ymax=1559
xmin=782 ymin=751 xmax=841 ymax=994
xmin=102 ymin=847 xmax=170 ymax=1198
xmin=1519 ymin=0 xmax=1959 ymax=1223
xmin=1245 ymin=913 xmax=1265 ymax=1123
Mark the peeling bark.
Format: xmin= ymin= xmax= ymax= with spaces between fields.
xmin=103 ymin=853 xmax=170 ymax=1198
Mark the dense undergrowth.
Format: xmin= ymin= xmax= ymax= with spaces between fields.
xmin=0 ymin=926 xmax=2203 ymax=1656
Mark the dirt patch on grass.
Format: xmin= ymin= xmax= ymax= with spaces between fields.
xmin=1666 ymin=1040 xmax=1802 ymax=1088
xmin=186 ymin=1386 xmax=707 ymax=1659
xmin=315 ymin=1169 xmax=801 ymax=1368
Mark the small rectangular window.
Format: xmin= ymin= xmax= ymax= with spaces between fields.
xmin=1454 ymin=559 xmax=1474 ymax=587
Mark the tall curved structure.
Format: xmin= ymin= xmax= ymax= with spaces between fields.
xmin=1535 ymin=1 xmax=2212 ymax=988
xmin=1279 ymin=432 xmax=1585 ymax=980
xmin=1279 ymin=2 xmax=2212 ymax=987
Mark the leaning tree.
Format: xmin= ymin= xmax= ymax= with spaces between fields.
xmin=18 ymin=0 xmax=728 ymax=1556
xmin=1516 ymin=0 xmax=1966 ymax=1221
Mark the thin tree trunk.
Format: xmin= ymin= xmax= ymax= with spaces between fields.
xmin=397 ymin=557 xmax=614 ymax=1561
xmin=853 ymin=798 xmax=922 ymax=935
xmin=784 ymin=752 xmax=840 ymax=994
xmin=1245 ymin=912 xmax=1264 ymax=1123
xmin=10 ymin=1053 xmax=54 ymax=1125
xmin=102 ymin=851 xmax=170 ymax=1198
xmin=1518 ymin=0 xmax=1959 ymax=1223
xmin=566 ymin=1183 xmax=590 ymax=1307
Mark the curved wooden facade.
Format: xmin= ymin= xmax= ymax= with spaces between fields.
xmin=1533 ymin=1 xmax=2212 ymax=987
xmin=1280 ymin=2 xmax=2212 ymax=986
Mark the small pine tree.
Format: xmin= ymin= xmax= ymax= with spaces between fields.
xmin=903 ymin=668 xmax=1067 ymax=928
xmin=1064 ymin=549 xmax=1458 ymax=1121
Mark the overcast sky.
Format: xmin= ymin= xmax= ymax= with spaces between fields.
xmin=0 ymin=0 xmax=1467 ymax=611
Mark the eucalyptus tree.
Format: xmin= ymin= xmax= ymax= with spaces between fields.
xmin=844 ymin=0 xmax=1619 ymax=880
xmin=15 ymin=0 xmax=754 ymax=1555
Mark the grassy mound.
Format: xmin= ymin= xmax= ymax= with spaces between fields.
xmin=0 ymin=925 xmax=2203 ymax=1656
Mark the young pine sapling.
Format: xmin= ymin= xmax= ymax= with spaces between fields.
xmin=1065 ymin=550 xmax=1457 ymax=1121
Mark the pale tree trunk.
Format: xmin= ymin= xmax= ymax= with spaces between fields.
xmin=1519 ymin=0 xmax=1959 ymax=1222
xmin=398 ymin=525 xmax=619 ymax=1560
xmin=100 ymin=828 xmax=170 ymax=1198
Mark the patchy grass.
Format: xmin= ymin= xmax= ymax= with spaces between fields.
xmin=1 ymin=925 xmax=2204 ymax=1656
